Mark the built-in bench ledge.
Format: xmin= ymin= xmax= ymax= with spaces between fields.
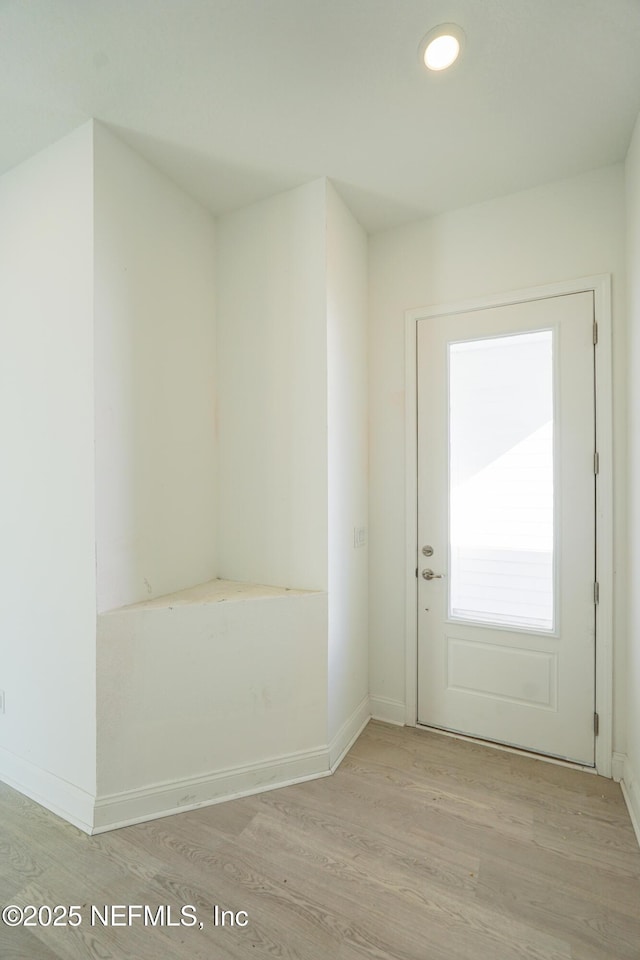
xmin=95 ymin=575 xmax=328 ymax=831
xmin=101 ymin=577 xmax=318 ymax=615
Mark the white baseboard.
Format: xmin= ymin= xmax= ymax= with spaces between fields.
xmin=2 ymin=703 xmax=377 ymax=836
xmin=329 ymin=695 xmax=371 ymax=771
xmin=620 ymin=754 xmax=640 ymax=851
xmin=612 ymin=751 xmax=626 ymax=782
xmin=2 ymin=711 xmax=376 ymax=835
xmin=93 ymin=745 xmax=330 ymax=834
xmin=369 ymin=696 xmax=406 ymax=726
xmin=0 ymin=745 xmax=95 ymax=834
xmin=95 ymin=698 xmax=374 ymax=832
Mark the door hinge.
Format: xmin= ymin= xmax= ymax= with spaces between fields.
xmin=594 ymin=581 xmax=600 ymax=604
xmin=594 ymin=451 xmax=599 ymax=475
xmin=415 ymin=567 xmax=418 ymax=579
xmin=593 ymin=321 xmax=598 ymax=345
xmin=594 ymin=712 xmax=600 ymax=736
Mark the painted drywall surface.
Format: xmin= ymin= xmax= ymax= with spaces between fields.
xmin=368 ymin=165 xmax=627 ymax=747
xmin=93 ymin=124 xmax=217 ymax=613
xmin=0 ymin=124 xmax=96 ymax=794
xmin=326 ymin=182 xmax=369 ymax=744
xmin=625 ymin=117 xmax=640 ymax=819
xmin=216 ymin=180 xmax=328 ymax=591
xmin=96 ymin=591 xmax=328 ymax=796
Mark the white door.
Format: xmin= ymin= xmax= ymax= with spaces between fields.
xmin=417 ymin=293 xmax=596 ymax=765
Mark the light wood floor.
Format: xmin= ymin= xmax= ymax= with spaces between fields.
xmin=1 ymin=722 xmax=639 ymax=959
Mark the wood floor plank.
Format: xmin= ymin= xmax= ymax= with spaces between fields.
xmin=349 ymin=725 xmax=627 ymax=821
xmin=1 ymin=721 xmax=638 ymax=959
xmin=231 ymin=810 xmax=573 ymax=960
xmin=475 ymin=848 xmax=640 ymax=958
xmin=0 ymin=926 xmax=63 ymax=960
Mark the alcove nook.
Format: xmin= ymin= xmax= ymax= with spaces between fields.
xmin=54 ymin=121 xmax=368 ymax=831
xmin=0 ymin=119 xmax=368 ymax=832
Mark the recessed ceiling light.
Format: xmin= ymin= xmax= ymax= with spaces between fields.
xmin=419 ymin=24 xmax=465 ymax=72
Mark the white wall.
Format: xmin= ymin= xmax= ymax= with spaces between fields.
xmin=326 ymin=183 xmax=369 ymax=750
xmin=94 ymin=124 xmax=217 ymax=613
xmin=368 ymin=165 xmax=627 ymax=747
xmin=0 ymin=124 xmax=97 ymax=820
xmin=216 ymin=178 xmax=369 ymax=756
xmin=216 ymin=180 xmax=328 ymax=591
xmin=625 ymin=117 xmax=640 ymax=834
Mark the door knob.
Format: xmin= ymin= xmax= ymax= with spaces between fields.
xmin=422 ymin=568 xmax=443 ymax=581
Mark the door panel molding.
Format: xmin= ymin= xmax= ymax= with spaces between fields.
xmin=404 ymin=275 xmax=613 ymax=777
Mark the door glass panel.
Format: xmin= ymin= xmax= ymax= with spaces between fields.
xmin=448 ymin=330 xmax=554 ymax=631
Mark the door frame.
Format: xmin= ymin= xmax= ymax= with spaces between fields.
xmin=404 ymin=275 xmax=613 ymax=777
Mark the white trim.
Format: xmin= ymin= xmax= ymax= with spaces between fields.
xmin=329 ymin=696 xmax=371 ymax=771
xmin=2 ymin=706 xmax=372 ymax=835
xmin=404 ymin=275 xmax=614 ymax=775
xmin=612 ymin=751 xmax=626 ymax=783
xmin=93 ymin=745 xmax=331 ymax=834
xmin=370 ymin=696 xmax=407 ymax=726
xmin=620 ymin=754 xmax=640 ymax=851
xmin=592 ymin=276 xmax=614 ymax=778
xmin=405 ymin=308 xmax=419 ymax=727
xmin=0 ymin=745 xmax=95 ymax=834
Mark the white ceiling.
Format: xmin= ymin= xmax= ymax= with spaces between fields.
xmin=3 ymin=0 xmax=640 ymax=232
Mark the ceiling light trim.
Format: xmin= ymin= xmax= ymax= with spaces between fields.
xmin=419 ymin=23 xmax=466 ymax=72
